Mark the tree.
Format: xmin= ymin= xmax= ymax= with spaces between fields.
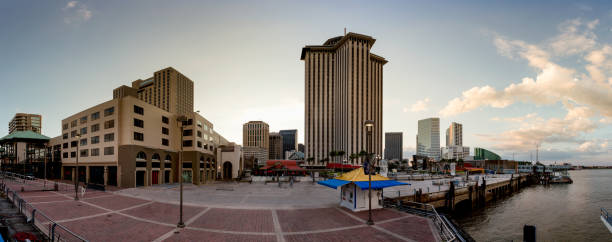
xmin=328 ymin=150 xmax=337 ymax=163
xmin=307 ymin=157 xmax=314 ymax=165
xmin=349 ymin=153 xmax=358 ymax=164
xmin=337 ymin=150 xmax=346 ymax=162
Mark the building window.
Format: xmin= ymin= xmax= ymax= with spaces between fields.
xmin=104 ymin=133 xmax=114 ymax=142
xmin=182 ymin=140 xmax=192 ymax=147
xmin=183 ymin=119 xmax=193 ymax=126
xmin=80 ymin=127 xmax=87 ymax=135
xmin=70 ymin=152 xmax=76 ymax=158
xmin=104 ymin=147 xmax=114 ymax=155
xmin=197 ymin=141 xmax=202 ymax=148
xmin=63 ymin=152 xmax=68 ymax=158
xmin=71 ymin=130 xmax=77 ymax=137
xmin=80 ymin=149 xmax=88 ymax=157
xmin=91 ymin=112 xmax=100 ymax=121
xmin=91 ymin=136 xmax=99 ymax=144
xmin=104 ymin=107 xmax=114 ymax=116
xmin=104 ymin=120 xmax=114 ymax=129
xmin=197 ymin=120 xmax=202 ymax=128
xmin=80 ymin=138 xmax=87 ymax=146
xmin=71 ymin=141 xmax=77 ymax=147
xmin=162 ymin=116 xmax=169 ymax=124
xmin=134 ymin=118 xmax=144 ymax=128
xmin=63 ymin=133 xmax=68 ymax=139
xmin=134 ymin=105 xmax=144 ymax=115
xmin=91 ymin=124 xmax=99 ymax=132
xmin=183 ymin=129 xmax=193 ymax=136
xmin=162 ymin=127 xmax=169 ymax=135
xmin=71 ymin=120 xmax=77 ymax=128
xmin=63 ymin=143 xmax=68 ymax=149
xmin=63 ymin=124 xmax=69 ymax=130
xmin=80 ymin=116 xmax=87 ymax=124
xmin=162 ymin=138 xmax=169 ymax=146
xmin=134 ymin=132 xmax=144 ymax=141
xmin=197 ymin=131 xmax=202 ymax=138
xmin=91 ymin=148 xmax=99 ymax=156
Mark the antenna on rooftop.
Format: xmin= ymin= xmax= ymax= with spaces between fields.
xmin=344 ymin=27 xmax=346 ymax=36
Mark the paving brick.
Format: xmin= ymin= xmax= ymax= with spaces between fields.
xmin=61 ymin=213 xmax=172 ymax=242
xmin=166 ymin=229 xmax=276 ymax=242
xmin=351 ymin=208 xmax=409 ymax=221
xmin=32 ymin=200 xmax=107 ymax=221
xmin=377 ymin=215 xmax=437 ymax=242
xmin=85 ymin=194 xmax=148 ymax=211
xmin=121 ymin=202 xmax=203 ymax=224
xmin=189 ymin=208 xmax=275 ymax=233
xmin=277 ymin=208 xmax=362 ymax=232
xmin=284 ymin=226 xmax=403 ymax=242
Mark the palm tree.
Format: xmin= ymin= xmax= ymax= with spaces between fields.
xmin=349 ymin=153 xmax=358 ymax=164
xmin=337 ymin=150 xmax=346 ymax=161
xmin=307 ymin=157 xmax=314 ymax=165
xmin=328 ymin=150 xmax=337 ymax=163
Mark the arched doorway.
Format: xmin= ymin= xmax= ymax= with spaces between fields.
xmin=222 ymin=162 xmax=232 ymax=180
xmin=135 ymin=151 xmax=147 ymax=187
xmin=151 ymin=153 xmax=161 ymax=185
xmin=164 ymin=154 xmax=172 ymax=183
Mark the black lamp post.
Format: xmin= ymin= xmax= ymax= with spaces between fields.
xmin=177 ymin=115 xmax=187 ymax=228
xmin=364 ymin=120 xmax=374 ymax=225
xmin=75 ymin=133 xmax=80 ymax=200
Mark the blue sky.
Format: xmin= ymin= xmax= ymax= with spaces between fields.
xmin=1 ymin=1 xmax=611 ymax=164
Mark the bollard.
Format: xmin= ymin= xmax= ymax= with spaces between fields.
xmin=51 ymin=223 xmax=58 ymax=242
xmin=523 ymin=224 xmax=536 ymax=242
xmin=30 ymin=209 xmax=36 ymax=224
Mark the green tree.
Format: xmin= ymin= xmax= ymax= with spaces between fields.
xmin=328 ymin=150 xmax=337 ymax=163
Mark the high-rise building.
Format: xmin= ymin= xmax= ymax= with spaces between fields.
xmin=298 ymin=143 xmax=305 ymax=153
xmin=9 ymin=113 xmax=42 ymax=134
xmin=384 ymin=132 xmax=403 ymax=161
xmin=446 ymin=122 xmax=462 ymax=147
xmin=279 ymin=129 xmax=298 ymax=159
xmin=242 ymin=121 xmax=269 ymax=165
xmin=301 ymin=32 xmax=387 ymax=166
xmin=416 ymin=118 xmax=440 ymax=161
xmin=268 ymin=132 xmax=283 ymax=160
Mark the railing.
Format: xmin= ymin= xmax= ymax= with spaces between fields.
xmin=603 ymin=208 xmax=611 ymax=223
xmin=0 ymin=173 xmax=88 ymax=241
xmin=385 ymin=200 xmax=457 ymax=242
xmin=1 ymin=171 xmax=74 ymax=192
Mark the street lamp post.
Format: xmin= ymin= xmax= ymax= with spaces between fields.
xmin=364 ymin=120 xmax=374 ymax=225
xmin=75 ymin=133 xmax=80 ymax=200
xmin=177 ymin=115 xmax=187 ymax=228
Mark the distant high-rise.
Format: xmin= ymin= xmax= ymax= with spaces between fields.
xmin=417 ymin=118 xmax=440 ymax=161
xmin=243 ymin=121 xmax=269 ymax=164
xmin=268 ymin=132 xmax=283 ymax=160
xmin=301 ymin=32 xmax=387 ymax=166
xmin=384 ymin=132 xmax=403 ymax=161
xmin=9 ymin=113 xmax=41 ymax=134
xmin=279 ymin=129 xmax=298 ymax=159
xmin=446 ymin=122 xmax=462 ymax=147
xmin=298 ymin=143 xmax=305 ymax=153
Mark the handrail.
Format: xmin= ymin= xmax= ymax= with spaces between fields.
xmin=603 ymin=208 xmax=610 ymax=221
xmin=1 ymin=172 xmax=88 ymax=241
xmin=385 ymin=200 xmax=457 ymax=242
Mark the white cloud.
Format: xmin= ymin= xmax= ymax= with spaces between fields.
xmin=407 ymin=98 xmax=430 ymax=112
xmin=63 ymin=1 xmax=92 ymax=24
xmin=549 ymin=19 xmax=598 ymax=56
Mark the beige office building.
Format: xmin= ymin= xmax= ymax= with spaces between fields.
xmin=9 ymin=113 xmax=42 ymax=134
xmin=268 ymin=132 xmax=283 ymax=160
xmin=446 ymin=122 xmax=463 ymax=147
xmin=301 ymin=32 xmax=387 ymax=166
xmin=242 ymin=121 xmax=269 ymax=165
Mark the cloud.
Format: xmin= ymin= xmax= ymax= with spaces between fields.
xmin=406 ymin=98 xmax=430 ymax=112
xmin=549 ymin=19 xmax=598 ymax=56
xmin=62 ymin=1 xmax=92 ymax=24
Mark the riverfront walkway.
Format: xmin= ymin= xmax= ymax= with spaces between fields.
xmin=2 ymin=179 xmax=441 ymax=242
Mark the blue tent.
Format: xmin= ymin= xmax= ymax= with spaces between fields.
xmin=318 ymin=179 xmax=409 ymax=190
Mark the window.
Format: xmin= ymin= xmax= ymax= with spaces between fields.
xmin=91 ymin=136 xmax=99 ymax=144
xmin=162 ymin=116 xmax=169 ymax=124
xmin=63 ymin=152 xmax=68 ymax=158
xmin=63 ymin=143 xmax=68 ymax=149
xmin=80 ymin=149 xmax=88 ymax=157
xmin=70 ymin=152 xmax=76 ymax=158
xmin=91 ymin=112 xmax=100 ymax=120
xmin=91 ymin=148 xmax=99 ymax=156
xmin=162 ymin=138 xmax=169 ymax=146
xmin=134 ymin=132 xmax=144 ymax=141
xmin=197 ymin=120 xmax=202 ymax=128
xmin=71 ymin=130 xmax=77 ymax=137
xmin=183 ymin=129 xmax=193 ymax=136
xmin=91 ymin=124 xmax=99 ymax=132
xmin=134 ymin=105 xmax=144 ymax=115
xmin=80 ymin=127 xmax=87 ymax=135
xmin=63 ymin=133 xmax=68 ymax=139
xmin=80 ymin=138 xmax=87 ymax=146
xmin=162 ymin=127 xmax=169 ymax=135
xmin=197 ymin=131 xmax=202 ymax=138
xmin=63 ymin=124 xmax=69 ymax=130
xmin=104 ymin=147 xmax=114 ymax=155
xmin=71 ymin=141 xmax=77 ymax=147
xmin=197 ymin=141 xmax=202 ymax=148
xmin=104 ymin=107 xmax=114 ymax=116
xmin=80 ymin=116 xmax=87 ymax=124
xmin=71 ymin=120 xmax=77 ymax=128
xmin=104 ymin=120 xmax=114 ymax=129
xmin=183 ymin=119 xmax=193 ymax=125
xmin=182 ymin=140 xmax=193 ymax=147
xmin=104 ymin=133 xmax=114 ymax=142
xmin=134 ymin=118 xmax=144 ymax=128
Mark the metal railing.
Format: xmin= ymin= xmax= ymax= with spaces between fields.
xmin=0 ymin=173 xmax=88 ymax=241
xmin=603 ymin=208 xmax=611 ymax=223
xmin=1 ymin=171 xmax=74 ymax=192
xmin=385 ymin=200 xmax=457 ymax=242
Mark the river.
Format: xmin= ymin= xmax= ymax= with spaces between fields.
xmin=454 ymin=169 xmax=612 ymax=241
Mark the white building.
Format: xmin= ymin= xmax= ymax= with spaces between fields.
xmin=446 ymin=122 xmax=462 ymax=147
xmin=441 ymin=146 xmax=470 ymax=160
xmin=416 ymin=118 xmax=440 ymax=161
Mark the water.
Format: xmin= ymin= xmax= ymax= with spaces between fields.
xmin=454 ymin=169 xmax=612 ymax=241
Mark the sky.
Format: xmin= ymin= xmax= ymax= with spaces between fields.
xmin=1 ymin=0 xmax=612 ymax=165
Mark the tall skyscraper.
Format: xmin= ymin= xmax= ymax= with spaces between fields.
xmin=416 ymin=118 xmax=440 ymax=161
xmin=9 ymin=113 xmax=42 ymax=134
xmin=301 ymin=32 xmax=387 ymax=165
xmin=384 ymin=132 xmax=403 ymax=161
xmin=242 ymin=121 xmax=269 ymax=164
xmin=279 ymin=129 xmax=298 ymax=159
xmin=268 ymin=132 xmax=283 ymax=160
xmin=446 ymin=122 xmax=462 ymax=147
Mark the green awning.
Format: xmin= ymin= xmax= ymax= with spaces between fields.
xmin=0 ymin=130 xmax=50 ymax=143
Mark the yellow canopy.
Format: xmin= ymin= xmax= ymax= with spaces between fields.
xmin=336 ymin=168 xmax=391 ymax=182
